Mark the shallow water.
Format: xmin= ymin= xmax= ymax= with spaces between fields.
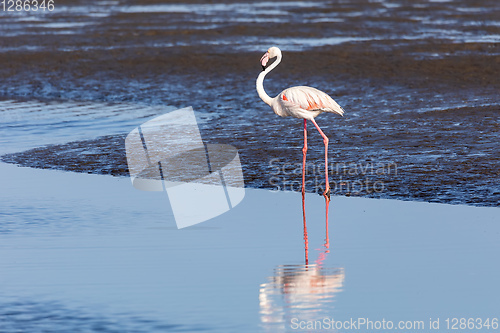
xmin=1 ymin=162 xmax=499 ymax=332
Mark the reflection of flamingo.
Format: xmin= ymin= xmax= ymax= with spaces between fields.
xmin=259 ymin=264 xmax=345 ymax=331
xmin=302 ymin=190 xmax=330 ymax=266
xmin=259 ymin=193 xmax=340 ymax=331
xmin=259 ymin=196 xmax=342 ymax=331
xmin=256 ymin=46 xmax=344 ymax=198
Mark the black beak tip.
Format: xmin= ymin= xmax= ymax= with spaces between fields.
xmin=261 ymin=65 xmax=266 ymax=71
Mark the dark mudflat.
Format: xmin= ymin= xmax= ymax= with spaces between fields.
xmin=1 ymin=0 xmax=499 ymax=206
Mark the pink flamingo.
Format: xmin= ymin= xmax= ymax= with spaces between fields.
xmin=256 ymin=46 xmax=344 ymax=198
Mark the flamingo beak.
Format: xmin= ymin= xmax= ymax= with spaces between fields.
xmin=260 ymin=52 xmax=269 ymax=71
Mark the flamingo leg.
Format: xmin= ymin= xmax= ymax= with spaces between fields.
xmin=302 ymin=119 xmax=307 ymax=195
xmin=325 ymin=195 xmax=330 ymax=250
xmin=302 ymin=119 xmax=308 ymax=265
xmin=302 ymin=189 xmax=308 ymax=266
xmin=310 ymin=118 xmax=330 ymax=198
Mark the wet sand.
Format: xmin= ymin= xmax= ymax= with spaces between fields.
xmin=1 ymin=0 xmax=499 ymax=206
xmin=2 ymin=99 xmax=499 ymax=206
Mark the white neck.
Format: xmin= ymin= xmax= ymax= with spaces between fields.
xmin=256 ymin=53 xmax=282 ymax=106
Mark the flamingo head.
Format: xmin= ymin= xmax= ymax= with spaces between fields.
xmin=260 ymin=46 xmax=281 ymax=71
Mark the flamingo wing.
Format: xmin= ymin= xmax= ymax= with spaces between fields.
xmin=280 ymin=86 xmax=344 ymax=117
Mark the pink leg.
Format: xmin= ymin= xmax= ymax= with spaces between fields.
xmin=325 ymin=195 xmax=330 ymax=249
xmin=314 ymin=197 xmax=330 ymax=267
xmin=310 ymin=118 xmax=330 ymax=198
xmin=302 ymin=119 xmax=307 ymax=195
xmin=302 ymin=119 xmax=308 ymax=265
xmin=302 ymin=189 xmax=308 ymax=266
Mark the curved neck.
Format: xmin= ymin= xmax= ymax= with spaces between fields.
xmin=256 ymin=54 xmax=282 ymax=106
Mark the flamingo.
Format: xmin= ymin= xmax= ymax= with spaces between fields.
xmin=256 ymin=46 xmax=344 ymax=198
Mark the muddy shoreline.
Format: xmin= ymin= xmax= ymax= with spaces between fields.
xmin=3 ymin=101 xmax=499 ymax=207
xmin=1 ymin=0 xmax=499 ymax=206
